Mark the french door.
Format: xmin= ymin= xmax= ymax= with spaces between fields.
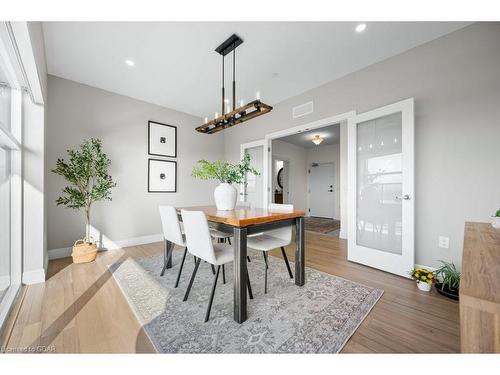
xmin=347 ymin=98 xmax=414 ymax=277
xmin=239 ymin=139 xmax=268 ymax=208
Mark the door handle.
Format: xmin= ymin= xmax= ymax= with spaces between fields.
xmin=395 ymin=194 xmax=411 ymax=200
xmin=328 ymin=190 xmax=333 ymax=192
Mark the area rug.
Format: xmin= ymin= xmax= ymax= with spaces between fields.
xmin=305 ymin=217 xmax=341 ymax=234
xmin=108 ymin=248 xmax=383 ymax=353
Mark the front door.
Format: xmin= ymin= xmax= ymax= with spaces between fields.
xmin=347 ymin=98 xmax=414 ymax=277
xmin=309 ymin=163 xmax=335 ymax=218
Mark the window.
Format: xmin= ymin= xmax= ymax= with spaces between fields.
xmin=0 ymin=84 xmax=12 ymax=306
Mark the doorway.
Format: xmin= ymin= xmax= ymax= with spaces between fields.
xmin=272 ymin=159 xmax=289 ymax=204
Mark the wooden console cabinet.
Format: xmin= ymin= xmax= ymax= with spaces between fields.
xmin=460 ymin=222 xmax=500 ymax=353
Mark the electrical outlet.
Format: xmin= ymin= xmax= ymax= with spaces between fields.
xmin=438 ymin=236 xmax=450 ymax=249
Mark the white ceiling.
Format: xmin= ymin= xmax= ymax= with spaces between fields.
xmin=278 ymin=124 xmax=340 ymax=149
xmin=42 ymin=22 xmax=469 ymax=118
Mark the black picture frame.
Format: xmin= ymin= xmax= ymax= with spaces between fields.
xmin=148 ymin=120 xmax=177 ymax=158
xmin=148 ymin=158 xmax=177 ymax=193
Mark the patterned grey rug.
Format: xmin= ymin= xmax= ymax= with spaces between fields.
xmin=109 ymin=248 xmax=383 ymax=353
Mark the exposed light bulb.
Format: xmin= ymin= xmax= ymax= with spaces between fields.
xmin=394 ymin=137 xmax=398 ymax=143
xmin=369 ymin=143 xmax=373 ymax=149
xmin=204 ymin=117 xmax=208 ymax=124
xmin=355 ymin=23 xmax=367 ymax=33
xmin=215 ymin=112 xmax=219 ymax=118
xmin=256 ymin=91 xmax=261 ymax=100
xmin=125 ymin=59 xmax=135 ymax=67
xmin=239 ymin=99 xmax=244 ymax=107
xmin=380 ymin=141 xmax=384 ymax=146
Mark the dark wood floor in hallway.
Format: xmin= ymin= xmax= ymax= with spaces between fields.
xmin=4 ymin=231 xmax=460 ymax=353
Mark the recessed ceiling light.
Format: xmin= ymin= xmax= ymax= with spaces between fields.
xmin=125 ymin=59 xmax=135 ymax=67
xmin=355 ymin=23 xmax=367 ymax=33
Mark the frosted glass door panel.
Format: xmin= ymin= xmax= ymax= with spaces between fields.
xmin=356 ymin=112 xmax=402 ymax=255
xmin=243 ymin=146 xmax=264 ymax=208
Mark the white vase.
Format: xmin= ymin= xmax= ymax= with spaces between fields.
xmin=416 ymin=280 xmax=432 ymax=292
xmin=214 ymin=183 xmax=237 ymax=210
xmin=491 ymin=216 xmax=500 ymax=229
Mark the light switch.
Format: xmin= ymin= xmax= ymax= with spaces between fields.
xmin=438 ymin=236 xmax=450 ymax=249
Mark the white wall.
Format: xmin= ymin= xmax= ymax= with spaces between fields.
xmin=306 ymin=143 xmax=341 ymax=219
xmin=271 ymin=140 xmax=307 ymax=211
xmin=46 ymin=76 xmax=224 ymax=252
xmin=224 ymin=23 xmax=500 ymax=268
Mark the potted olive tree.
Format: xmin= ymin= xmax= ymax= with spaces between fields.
xmin=52 ymin=138 xmax=116 ymax=263
xmin=192 ymin=153 xmax=258 ymax=210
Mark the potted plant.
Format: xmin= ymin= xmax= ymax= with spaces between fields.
xmin=52 ymin=138 xmax=116 ymax=263
xmin=491 ymin=209 xmax=500 ymax=229
xmin=192 ymin=153 xmax=259 ymax=210
xmin=434 ymin=261 xmax=460 ymax=300
xmin=410 ymin=267 xmax=434 ymax=292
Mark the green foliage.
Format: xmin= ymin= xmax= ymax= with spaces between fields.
xmin=191 ymin=153 xmax=259 ymax=184
xmin=495 ymin=209 xmax=500 ymax=217
xmin=52 ymin=138 xmax=116 ymax=242
xmin=434 ymin=261 xmax=461 ymax=291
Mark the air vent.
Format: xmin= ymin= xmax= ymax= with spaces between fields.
xmin=292 ymin=101 xmax=314 ymax=119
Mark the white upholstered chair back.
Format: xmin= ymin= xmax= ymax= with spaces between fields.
xmin=159 ymin=206 xmax=184 ymax=246
xmin=267 ymin=203 xmax=294 ymax=243
xmin=181 ymin=210 xmax=217 ymax=264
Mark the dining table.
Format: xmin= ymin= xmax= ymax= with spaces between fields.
xmin=170 ymin=205 xmax=306 ymax=324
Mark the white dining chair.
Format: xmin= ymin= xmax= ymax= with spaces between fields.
xmin=181 ymin=209 xmax=254 ymax=322
xmin=210 ymin=201 xmax=257 ymax=263
xmin=159 ymin=206 xmax=215 ymax=288
xmin=246 ymin=203 xmax=294 ymax=294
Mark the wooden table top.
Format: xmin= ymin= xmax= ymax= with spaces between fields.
xmin=178 ymin=206 xmax=305 ymax=227
xmin=461 ymin=222 xmax=500 ymax=304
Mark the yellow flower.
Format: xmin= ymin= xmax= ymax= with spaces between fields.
xmin=427 ymin=279 xmax=432 ymax=284
xmin=421 ymin=276 xmax=427 ymax=281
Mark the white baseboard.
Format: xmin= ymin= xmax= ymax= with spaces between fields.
xmin=22 ymin=268 xmax=46 ymax=285
xmin=0 ymin=275 xmax=10 ymax=290
xmin=48 ymin=233 xmax=164 ymax=260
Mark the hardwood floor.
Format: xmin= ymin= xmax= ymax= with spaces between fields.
xmin=5 ymin=232 xmax=460 ymax=353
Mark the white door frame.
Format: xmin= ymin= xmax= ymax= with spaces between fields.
xmin=347 ymin=98 xmax=414 ymax=278
xmin=240 ymin=139 xmax=268 ymax=208
xmin=264 ymin=111 xmax=356 ymax=238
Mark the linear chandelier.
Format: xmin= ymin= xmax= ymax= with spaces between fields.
xmin=195 ymin=34 xmax=273 ymax=134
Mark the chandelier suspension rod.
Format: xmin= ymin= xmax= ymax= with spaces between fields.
xmin=232 ymin=42 xmax=236 ymax=112
xmin=221 ymin=54 xmax=225 ymax=115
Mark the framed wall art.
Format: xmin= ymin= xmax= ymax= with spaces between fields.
xmin=148 ymin=159 xmax=177 ymax=193
xmin=148 ymin=120 xmax=177 ymax=158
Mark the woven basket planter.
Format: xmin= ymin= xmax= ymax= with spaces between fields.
xmin=72 ymin=240 xmax=98 ymax=264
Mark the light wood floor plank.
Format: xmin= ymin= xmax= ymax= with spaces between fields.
xmin=5 ymin=231 xmax=459 ymax=353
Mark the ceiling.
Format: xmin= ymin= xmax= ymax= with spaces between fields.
xmin=278 ymin=124 xmax=340 ymax=149
xmin=42 ymin=22 xmax=469 ymax=118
